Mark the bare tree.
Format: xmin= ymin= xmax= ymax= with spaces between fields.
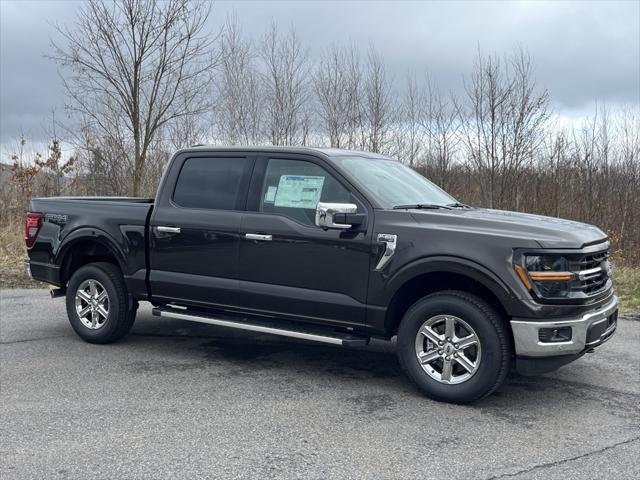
xmin=166 ymin=105 xmax=208 ymax=151
xmin=392 ymin=72 xmax=424 ymax=166
xmin=363 ymin=46 xmax=395 ymax=153
xmin=419 ymin=77 xmax=462 ymax=190
xmin=458 ymin=48 xmax=549 ymax=208
xmin=571 ymin=107 xmax=601 ymax=223
xmin=344 ymin=44 xmax=366 ymax=150
xmin=314 ymin=45 xmax=351 ymax=148
xmin=539 ymin=126 xmax=570 ymax=218
xmin=616 ymin=107 xmax=640 ymax=254
xmin=50 ymin=0 xmax=216 ymax=196
xmin=260 ymin=23 xmax=309 ymax=146
xmin=215 ymin=15 xmax=263 ymax=145
xmin=75 ymin=120 xmax=132 ymax=196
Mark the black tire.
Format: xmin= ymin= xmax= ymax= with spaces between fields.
xmin=65 ymin=262 xmax=136 ymax=344
xmin=396 ymin=290 xmax=511 ymax=404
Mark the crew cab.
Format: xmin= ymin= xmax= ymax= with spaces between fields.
xmin=24 ymin=147 xmax=618 ymax=403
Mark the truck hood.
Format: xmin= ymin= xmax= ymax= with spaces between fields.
xmin=410 ymin=208 xmax=607 ymax=249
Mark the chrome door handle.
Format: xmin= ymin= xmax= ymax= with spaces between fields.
xmin=245 ymin=233 xmax=272 ymax=241
xmin=157 ymin=226 xmax=181 ymax=234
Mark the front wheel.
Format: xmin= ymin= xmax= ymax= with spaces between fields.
xmin=65 ymin=262 xmax=136 ymax=344
xmin=397 ymin=291 xmax=511 ymax=404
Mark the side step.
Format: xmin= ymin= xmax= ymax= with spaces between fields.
xmin=152 ymin=307 xmax=370 ymax=347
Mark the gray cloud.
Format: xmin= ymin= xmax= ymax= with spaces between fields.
xmin=1 ymin=0 xmax=638 ymax=147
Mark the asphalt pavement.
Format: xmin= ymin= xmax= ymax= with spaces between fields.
xmin=1 ymin=289 xmax=639 ymax=479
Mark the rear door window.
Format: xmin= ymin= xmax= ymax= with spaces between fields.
xmin=173 ymin=157 xmax=249 ymax=210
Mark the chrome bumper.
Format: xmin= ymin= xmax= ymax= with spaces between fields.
xmin=510 ymin=296 xmax=618 ymax=357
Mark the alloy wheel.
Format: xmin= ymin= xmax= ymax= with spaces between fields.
xmin=75 ymin=279 xmax=109 ymax=329
xmin=414 ymin=314 xmax=482 ymax=384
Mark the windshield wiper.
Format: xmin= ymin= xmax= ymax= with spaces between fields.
xmin=446 ymin=202 xmax=472 ymax=209
xmin=392 ymin=203 xmax=452 ymax=210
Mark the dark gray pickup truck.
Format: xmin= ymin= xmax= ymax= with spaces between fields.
xmin=25 ymin=146 xmax=618 ymax=403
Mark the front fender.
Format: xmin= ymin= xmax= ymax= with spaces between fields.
xmin=365 ymin=255 xmax=529 ymax=334
xmin=385 ymin=255 xmax=517 ymax=305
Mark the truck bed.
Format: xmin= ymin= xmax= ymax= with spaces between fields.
xmin=27 ymin=196 xmax=154 ymax=299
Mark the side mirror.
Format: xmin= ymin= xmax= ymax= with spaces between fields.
xmin=315 ymin=202 xmax=358 ymax=230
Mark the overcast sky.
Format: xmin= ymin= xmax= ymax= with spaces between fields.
xmin=1 ymin=0 xmax=638 ymax=150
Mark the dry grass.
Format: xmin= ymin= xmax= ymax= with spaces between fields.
xmin=613 ymin=268 xmax=640 ymax=315
xmin=1 ymin=223 xmax=638 ymax=313
xmin=0 ymin=224 xmax=45 ymax=288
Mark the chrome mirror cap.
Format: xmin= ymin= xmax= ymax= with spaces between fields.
xmin=315 ymin=202 xmax=357 ymax=230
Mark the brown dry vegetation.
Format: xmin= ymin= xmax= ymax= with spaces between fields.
xmin=0 ymin=223 xmax=43 ymax=288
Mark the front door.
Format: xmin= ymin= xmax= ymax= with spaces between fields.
xmin=238 ymin=153 xmax=373 ymax=326
xmin=149 ymin=152 xmax=254 ymax=309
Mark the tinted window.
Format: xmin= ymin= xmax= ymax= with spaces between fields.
xmin=260 ymin=158 xmax=356 ymax=226
xmin=173 ymin=157 xmax=247 ymax=210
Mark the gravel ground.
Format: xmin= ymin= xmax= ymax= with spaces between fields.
xmin=1 ymin=289 xmax=639 ymax=479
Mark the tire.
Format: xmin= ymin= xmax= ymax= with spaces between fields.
xmin=396 ymin=290 xmax=511 ymax=404
xmin=65 ymin=262 xmax=136 ymax=344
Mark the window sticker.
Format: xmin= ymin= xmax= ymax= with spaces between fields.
xmin=264 ymin=185 xmax=278 ymax=203
xmin=274 ymin=175 xmax=325 ymax=209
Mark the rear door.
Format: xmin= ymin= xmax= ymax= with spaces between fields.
xmin=237 ymin=152 xmax=373 ymax=326
xmin=149 ymin=151 xmax=255 ymax=309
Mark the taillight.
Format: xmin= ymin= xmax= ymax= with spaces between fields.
xmin=25 ymin=212 xmax=44 ymax=249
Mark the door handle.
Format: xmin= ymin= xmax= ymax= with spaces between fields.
xmin=157 ymin=226 xmax=181 ymax=234
xmin=245 ymin=233 xmax=272 ymax=241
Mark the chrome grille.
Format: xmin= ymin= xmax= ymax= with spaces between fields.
xmin=574 ymin=251 xmax=609 ymax=270
xmin=569 ymin=250 xmax=610 ymax=296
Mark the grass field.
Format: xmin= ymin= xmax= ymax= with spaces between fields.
xmin=613 ymin=267 xmax=640 ymax=314
xmin=0 ymin=226 xmax=43 ymax=289
xmin=1 ymin=226 xmax=638 ymax=313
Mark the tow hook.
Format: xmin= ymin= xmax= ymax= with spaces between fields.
xmin=586 ymin=348 xmax=596 ymax=354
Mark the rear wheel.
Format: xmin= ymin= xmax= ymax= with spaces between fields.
xmin=397 ymin=291 xmax=511 ymax=404
xmin=65 ymin=262 xmax=136 ymax=344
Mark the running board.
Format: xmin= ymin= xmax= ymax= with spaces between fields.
xmin=152 ymin=307 xmax=369 ymax=347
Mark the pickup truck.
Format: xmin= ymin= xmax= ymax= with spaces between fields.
xmin=24 ymin=146 xmax=618 ymax=403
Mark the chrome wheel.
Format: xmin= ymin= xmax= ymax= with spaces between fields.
xmin=75 ymin=279 xmax=109 ymax=329
xmin=414 ymin=315 xmax=481 ymax=385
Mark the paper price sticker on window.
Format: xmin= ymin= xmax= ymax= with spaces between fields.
xmin=274 ymin=175 xmax=325 ymax=209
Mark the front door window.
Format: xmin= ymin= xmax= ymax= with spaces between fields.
xmin=259 ymin=158 xmax=356 ymax=226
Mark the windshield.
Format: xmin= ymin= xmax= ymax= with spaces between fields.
xmin=335 ymin=156 xmax=456 ymax=208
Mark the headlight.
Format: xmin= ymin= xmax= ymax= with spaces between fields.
xmin=525 ymin=255 xmax=570 ymax=273
xmin=515 ymin=255 xmax=575 ymax=298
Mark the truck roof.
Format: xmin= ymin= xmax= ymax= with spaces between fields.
xmin=177 ymin=145 xmax=395 ymax=161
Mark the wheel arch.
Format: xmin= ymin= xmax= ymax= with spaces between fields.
xmin=383 ymin=257 xmax=519 ymax=336
xmin=56 ymin=228 xmax=127 ymax=286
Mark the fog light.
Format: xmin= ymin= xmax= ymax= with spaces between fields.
xmin=539 ymin=326 xmax=572 ymax=343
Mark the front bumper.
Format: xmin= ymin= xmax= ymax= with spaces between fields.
xmin=510 ymin=295 xmax=618 ymax=357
